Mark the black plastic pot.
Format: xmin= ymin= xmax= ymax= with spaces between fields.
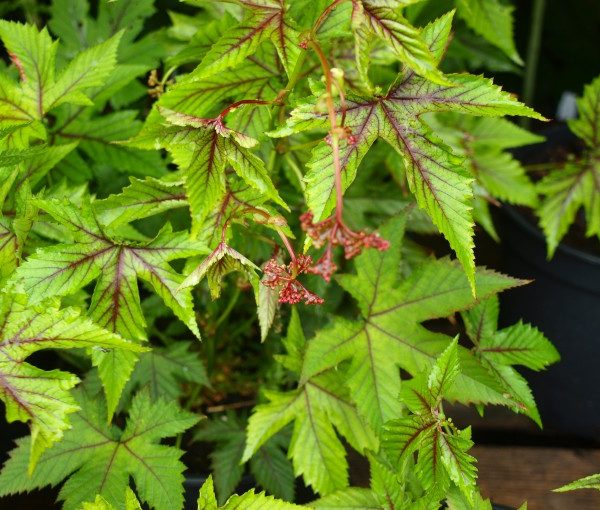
xmin=497 ymin=204 xmax=600 ymax=439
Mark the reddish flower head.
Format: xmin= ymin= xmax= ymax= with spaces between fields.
xmin=262 ymin=254 xmax=324 ymax=305
xmin=300 ymin=211 xmax=390 ymax=281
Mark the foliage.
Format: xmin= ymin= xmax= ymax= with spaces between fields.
xmin=536 ymin=74 xmax=600 ymax=256
xmin=555 ymin=474 xmax=600 ymax=494
xmin=0 ymin=387 xmax=198 ymax=510
xmin=0 ymin=0 xmax=558 ymax=509
xmin=430 ymin=115 xmax=542 ymax=241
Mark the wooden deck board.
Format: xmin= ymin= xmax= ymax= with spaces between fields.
xmin=474 ymin=446 xmax=600 ymax=509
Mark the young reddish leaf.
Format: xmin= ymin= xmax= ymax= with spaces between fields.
xmin=180 ymin=241 xmax=259 ymax=299
xmin=158 ymin=108 xmax=287 ymax=233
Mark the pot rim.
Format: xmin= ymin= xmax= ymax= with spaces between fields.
xmin=502 ymin=204 xmax=600 ymax=267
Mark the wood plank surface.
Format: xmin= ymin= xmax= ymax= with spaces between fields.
xmin=474 ymin=446 xmax=600 ymax=509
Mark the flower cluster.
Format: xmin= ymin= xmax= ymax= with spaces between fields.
xmin=300 ymin=212 xmax=390 ymax=281
xmin=262 ymin=254 xmax=324 ymax=305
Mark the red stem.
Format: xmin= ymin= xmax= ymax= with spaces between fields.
xmin=310 ymin=39 xmax=345 ymax=223
xmin=242 ymin=206 xmax=298 ymax=264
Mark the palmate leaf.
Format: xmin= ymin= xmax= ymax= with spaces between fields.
xmin=243 ymin=310 xmax=378 ymax=495
xmin=300 ymin=215 xmax=525 ymax=431
xmin=157 ymin=55 xmax=283 ymax=139
xmin=0 ymin=20 xmax=121 ymax=121
xmin=0 ymin=389 xmax=199 ymax=510
xmin=0 ymin=292 xmax=142 ymax=472
xmin=197 ymin=475 xmax=303 ymax=510
xmin=461 ymin=296 xmax=559 ymax=425
xmin=275 ymin=11 xmax=542 ymax=287
xmin=191 ymin=0 xmax=301 ymax=79
xmin=538 ymin=75 xmax=600 ymax=255
xmin=12 ymin=198 xmax=208 ymax=416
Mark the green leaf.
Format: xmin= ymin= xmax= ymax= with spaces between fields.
xmin=461 ymin=296 xmax=559 ymax=425
xmin=56 ymin=110 xmax=166 ymax=178
xmin=383 ymin=348 xmax=477 ymax=498
xmin=0 ymin=389 xmax=198 ymax=510
xmin=196 ymin=418 xmax=247 ymax=505
xmin=456 ymin=0 xmax=521 ymax=63
xmin=15 ymin=142 xmax=78 ymax=188
xmin=198 ymin=475 xmax=219 ymax=510
xmin=0 ymin=74 xmax=36 ymax=128
xmin=250 ymin=433 xmax=295 ymax=502
xmin=569 ymin=75 xmax=600 ymax=149
xmin=311 ymin=487 xmax=381 ymax=509
xmin=191 ymin=1 xmax=300 ymax=79
xmin=555 ymin=474 xmax=600 ymax=493
xmin=446 ymin=484 xmax=493 ymax=509
xmin=430 ymin=115 xmax=540 ymax=208
xmin=0 ymin=292 xmax=142 ymax=472
xmin=428 ymin=339 xmax=460 ymax=404
xmin=0 ymin=21 xmax=57 ymax=119
xmin=197 ymin=474 xmax=303 ymax=509
xmin=127 ymin=341 xmax=209 ymax=401
xmin=536 ymin=75 xmax=600 ymax=253
xmin=312 ymin=453 xmax=439 ymax=509
xmin=195 ymin=416 xmax=294 ymax=503
xmin=301 ymin=216 xmax=525 ymax=430
xmin=244 ymin=316 xmax=378 ymax=494
xmin=13 ymin=198 xmax=208 ymax=415
xmin=80 ymin=488 xmax=142 ymax=510
xmin=258 ymin=281 xmax=280 ymax=342
xmin=94 ymin=176 xmax=187 ymax=228
xmin=43 ymin=32 xmax=123 ymax=112
xmin=537 ymin=160 xmax=600 ymax=257
xmin=277 ymin=13 xmax=541 ymax=288
xmin=352 ymin=0 xmax=450 ymax=86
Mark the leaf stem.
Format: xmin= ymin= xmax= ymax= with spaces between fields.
xmin=242 ymin=205 xmax=298 ymax=263
xmin=310 ymin=39 xmax=345 ymax=223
